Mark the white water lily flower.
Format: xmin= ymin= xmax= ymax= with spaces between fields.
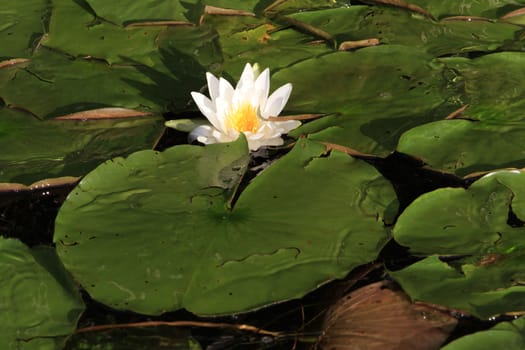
xmin=190 ymin=63 xmax=301 ymax=151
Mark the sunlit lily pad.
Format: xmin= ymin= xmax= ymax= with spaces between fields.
xmin=0 ymin=237 xmax=84 ymax=350
xmin=391 ymin=170 xmax=525 ymax=318
xmin=54 ymin=138 xmax=397 ymax=315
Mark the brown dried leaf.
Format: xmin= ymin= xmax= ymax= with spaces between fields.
xmin=321 ymin=142 xmax=376 ymax=159
xmin=500 ymin=7 xmax=525 ymax=20
xmin=318 ymin=281 xmax=457 ymax=350
xmin=200 ymin=5 xmax=255 ymax=25
xmin=126 ymin=21 xmax=194 ymax=28
xmin=339 ymin=38 xmax=380 ymax=51
xmin=444 ymin=105 xmax=469 ymax=120
xmin=0 ymin=58 xmax=30 ymax=69
xmin=362 ymin=0 xmax=435 ymax=20
xmin=0 ymin=177 xmax=81 ymax=193
xmin=53 ymin=108 xmax=152 ymax=120
xmin=29 ymin=176 xmax=80 ymax=191
xmin=0 ymin=183 xmax=29 ymax=192
xmin=264 ymin=0 xmax=288 ymax=14
xmin=278 ymin=15 xmax=333 ymax=42
xmin=266 ymin=113 xmax=327 ymax=122
xmin=203 ymin=5 xmax=255 ymax=16
xmin=440 ymin=16 xmax=493 ymax=23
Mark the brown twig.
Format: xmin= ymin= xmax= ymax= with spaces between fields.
xmin=339 ymin=38 xmax=380 ymax=51
xmin=440 ymin=16 xmax=493 ymax=23
xmin=444 ymin=104 xmax=469 ymax=120
xmin=321 ymin=142 xmax=376 ymax=159
xmin=76 ymin=320 xmax=282 ymax=337
xmin=277 ymin=16 xmax=334 ymax=43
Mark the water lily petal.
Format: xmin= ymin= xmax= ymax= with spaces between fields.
xmin=262 ymin=83 xmax=292 ymax=118
xmin=218 ymin=77 xmax=234 ymax=101
xmin=237 ymin=63 xmax=255 ymax=90
xmin=248 ymin=136 xmax=284 ymax=150
xmin=189 ymin=124 xmax=216 ymax=144
xmin=263 ymin=137 xmax=285 ymax=146
xmin=212 ymin=128 xmax=238 ymax=143
xmin=206 ymin=72 xmax=220 ymax=101
xmin=190 ymin=92 xmax=222 ymax=131
xmin=233 ymin=71 xmax=256 ymax=107
xmin=189 ymin=125 xmax=238 ymax=145
xmin=273 ymin=120 xmax=302 ymax=133
xmin=253 ymin=68 xmax=270 ymax=110
xmin=190 ymin=63 xmax=298 ymax=151
xmin=214 ymin=96 xmax=232 ymax=133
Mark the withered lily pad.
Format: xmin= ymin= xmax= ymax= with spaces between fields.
xmin=318 ymin=281 xmax=457 ymax=350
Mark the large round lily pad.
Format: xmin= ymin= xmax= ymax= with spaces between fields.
xmin=0 ymin=238 xmax=84 ymax=350
xmin=54 ymin=138 xmax=397 ymax=315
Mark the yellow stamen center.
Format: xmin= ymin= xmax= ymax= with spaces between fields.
xmin=228 ymin=103 xmax=260 ymax=133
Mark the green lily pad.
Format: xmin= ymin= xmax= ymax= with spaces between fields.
xmin=0 ymin=0 xmax=48 ymax=59
xmin=394 ymin=169 xmax=525 ymax=255
xmin=397 ymin=119 xmax=525 ymax=176
xmin=442 ymin=316 xmax=525 ymax=350
xmin=391 ymin=170 xmax=525 ymax=318
xmin=408 ymin=0 xmax=525 ymax=19
xmin=0 ymin=237 xmax=84 ymax=350
xmin=441 ymin=52 xmax=525 ymax=122
xmin=85 ymin=0 xmax=196 ymax=26
xmin=390 ymin=253 xmax=525 ymax=318
xmin=206 ymin=14 xmax=330 ymax=78
xmin=0 ymin=50 xmax=177 ymax=118
xmin=54 ymin=138 xmax=397 ymax=315
xmin=43 ymin=0 xmax=168 ymax=66
xmin=0 ymin=107 xmax=164 ymax=185
xmin=273 ymin=45 xmax=453 ymax=156
xmin=288 ymin=6 xmax=522 ymax=56
xmin=395 ymin=52 xmax=525 ymax=175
